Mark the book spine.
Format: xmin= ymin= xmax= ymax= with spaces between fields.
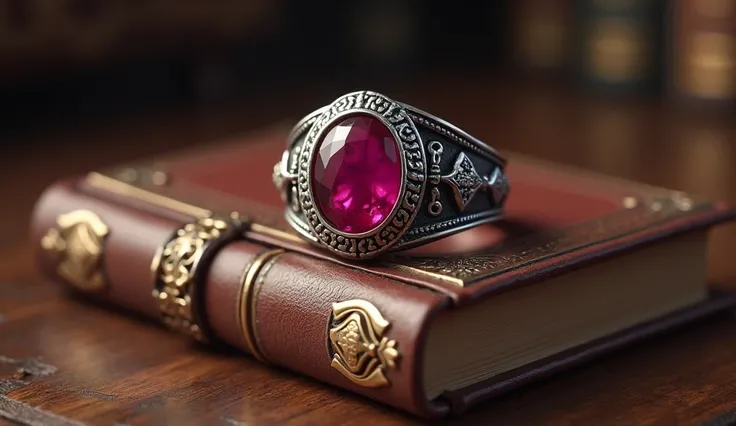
xmin=30 ymin=180 xmax=447 ymax=418
xmin=576 ymin=0 xmax=665 ymax=94
xmin=668 ymin=0 xmax=736 ymax=106
xmin=510 ymin=0 xmax=575 ymax=74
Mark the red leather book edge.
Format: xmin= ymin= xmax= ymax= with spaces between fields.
xmin=439 ymin=291 xmax=736 ymax=416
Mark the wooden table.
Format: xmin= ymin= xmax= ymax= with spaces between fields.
xmin=1 ymin=75 xmax=735 ymax=426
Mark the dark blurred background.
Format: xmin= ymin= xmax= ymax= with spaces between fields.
xmin=0 ymin=0 xmax=735 ymax=218
xmin=2 ymin=0 xmax=733 ymax=138
xmin=0 ymin=0 xmax=511 ymax=139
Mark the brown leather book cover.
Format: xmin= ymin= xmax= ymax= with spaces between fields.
xmin=30 ymin=127 xmax=736 ymax=418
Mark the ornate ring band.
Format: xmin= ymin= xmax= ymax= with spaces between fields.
xmin=272 ymin=90 xmax=510 ymax=260
xmin=151 ymin=213 xmax=248 ymax=342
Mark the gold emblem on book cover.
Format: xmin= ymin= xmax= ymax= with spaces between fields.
xmin=152 ymin=213 xmax=246 ymax=342
xmin=41 ymin=210 xmax=109 ymax=292
xmin=329 ymin=300 xmax=400 ymax=388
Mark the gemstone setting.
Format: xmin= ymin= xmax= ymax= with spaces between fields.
xmin=311 ymin=114 xmax=402 ymax=234
xmin=297 ymin=91 xmax=427 ymax=259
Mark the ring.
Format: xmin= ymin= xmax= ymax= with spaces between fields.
xmin=272 ymin=90 xmax=509 ymax=260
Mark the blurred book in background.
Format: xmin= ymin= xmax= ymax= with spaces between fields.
xmin=668 ymin=0 xmax=736 ymax=107
xmin=576 ymin=0 xmax=666 ymax=95
xmin=510 ymin=0 xmax=574 ymax=75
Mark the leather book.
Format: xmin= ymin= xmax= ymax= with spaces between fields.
xmin=30 ymin=127 xmax=736 ymax=418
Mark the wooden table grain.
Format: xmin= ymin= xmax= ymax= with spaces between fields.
xmin=1 ymin=76 xmax=735 ymax=426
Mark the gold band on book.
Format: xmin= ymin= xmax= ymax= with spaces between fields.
xmin=41 ymin=209 xmax=110 ymax=293
xmin=151 ymin=213 xmax=248 ymax=342
xmin=237 ymin=248 xmax=284 ymax=364
xmin=329 ymin=300 xmax=400 ymax=388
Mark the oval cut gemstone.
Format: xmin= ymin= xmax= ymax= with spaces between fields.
xmin=311 ymin=115 xmax=402 ymax=234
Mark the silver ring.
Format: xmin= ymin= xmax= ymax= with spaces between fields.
xmin=272 ymin=90 xmax=509 ymax=260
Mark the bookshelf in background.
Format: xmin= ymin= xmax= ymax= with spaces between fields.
xmin=507 ymin=0 xmax=736 ymax=112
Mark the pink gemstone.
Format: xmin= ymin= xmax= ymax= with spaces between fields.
xmin=311 ymin=115 xmax=402 ymax=234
